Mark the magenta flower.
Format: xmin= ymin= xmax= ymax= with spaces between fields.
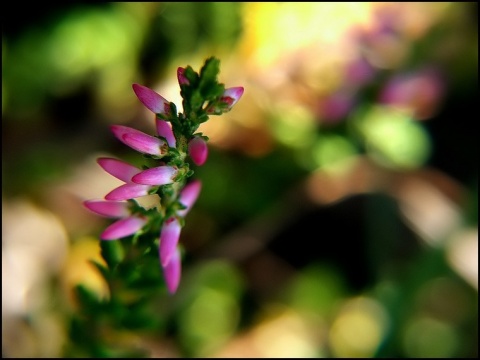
xmin=132 ymin=83 xmax=172 ymax=116
xmin=84 ymin=200 xmax=147 ymax=240
xmin=97 ymin=157 xmax=151 ymax=201
xmin=206 ymin=86 xmax=244 ymax=114
xmin=188 ymin=136 xmax=208 ymax=166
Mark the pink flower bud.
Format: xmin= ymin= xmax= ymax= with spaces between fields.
xmin=131 ymin=166 xmax=178 ymax=186
xmin=83 ymin=200 xmax=130 ymax=218
xmin=177 ymin=67 xmax=190 ymax=86
xmin=110 ymin=125 xmax=166 ymax=156
xmin=104 ymin=183 xmax=151 ymax=201
xmin=97 ymin=157 xmax=141 ymax=183
xmin=163 ymin=247 xmax=181 ymax=294
xmin=156 ymin=119 xmax=176 ymax=148
xmin=132 ymin=83 xmax=171 ymax=116
xmin=222 ymin=87 xmax=244 ymax=108
xmin=159 ymin=217 xmax=181 ymax=267
xmin=177 ymin=180 xmax=202 ymax=217
xmin=100 ymin=215 xmax=147 ymax=240
xmin=188 ymin=137 xmax=208 ymax=166
xmin=206 ymin=87 xmax=244 ymax=114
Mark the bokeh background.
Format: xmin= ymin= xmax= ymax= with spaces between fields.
xmin=2 ymin=2 xmax=478 ymax=358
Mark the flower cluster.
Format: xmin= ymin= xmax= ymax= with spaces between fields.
xmin=84 ymin=58 xmax=243 ymax=294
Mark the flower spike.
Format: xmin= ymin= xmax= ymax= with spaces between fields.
xmin=84 ymin=57 xmax=243 ymax=296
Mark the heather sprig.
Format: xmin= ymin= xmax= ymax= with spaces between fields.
xmin=83 ymin=56 xmax=243 ymax=296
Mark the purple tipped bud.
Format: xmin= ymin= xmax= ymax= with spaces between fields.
xmin=97 ymin=157 xmax=141 ymax=183
xmin=177 ymin=67 xmax=190 ymax=86
xmin=206 ymin=87 xmax=244 ymax=114
xmin=156 ymin=119 xmax=176 ymax=148
xmin=131 ymin=166 xmax=178 ymax=186
xmin=100 ymin=215 xmax=147 ymax=240
xmin=163 ymin=247 xmax=181 ymax=294
xmin=132 ymin=83 xmax=171 ymax=116
xmin=177 ymin=180 xmax=202 ymax=217
xmin=222 ymin=87 xmax=244 ymax=108
xmin=83 ymin=200 xmax=130 ymax=218
xmin=159 ymin=217 xmax=181 ymax=267
xmin=188 ymin=137 xmax=208 ymax=166
xmin=104 ymin=183 xmax=151 ymax=201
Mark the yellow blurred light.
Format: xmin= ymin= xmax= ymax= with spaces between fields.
xmin=329 ymin=296 xmax=389 ymax=358
xmin=61 ymin=236 xmax=110 ymax=306
xmin=252 ymin=305 xmax=321 ymax=358
xmin=240 ymin=2 xmax=376 ymax=70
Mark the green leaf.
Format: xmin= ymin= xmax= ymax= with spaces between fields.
xmin=100 ymin=240 xmax=125 ymax=269
xmin=199 ymin=57 xmax=220 ymax=84
xmin=74 ymin=284 xmax=102 ymax=310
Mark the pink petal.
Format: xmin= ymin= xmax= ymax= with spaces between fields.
xmin=222 ymin=87 xmax=244 ymax=108
xmin=97 ymin=157 xmax=141 ymax=183
xmin=159 ymin=217 xmax=181 ymax=267
xmin=83 ymin=200 xmax=130 ymax=218
xmin=188 ymin=137 xmax=208 ymax=166
xmin=110 ymin=125 xmax=166 ymax=156
xmin=163 ymin=247 xmax=181 ymax=294
xmin=156 ymin=119 xmax=176 ymax=148
xmin=100 ymin=215 xmax=147 ymax=240
xmin=177 ymin=67 xmax=190 ymax=85
xmin=110 ymin=124 xmax=146 ymax=143
xmin=132 ymin=83 xmax=171 ymax=115
xmin=122 ymin=133 xmax=166 ymax=156
xmin=104 ymin=183 xmax=151 ymax=201
xmin=177 ymin=180 xmax=202 ymax=217
xmin=131 ymin=166 xmax=178 ymax=186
